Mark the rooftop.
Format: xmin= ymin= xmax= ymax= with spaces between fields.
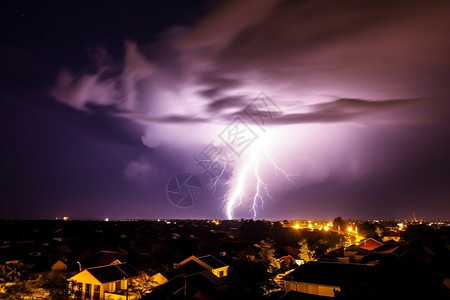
xmin=198 ymin=255 xmax=228 ymax=269
xmin=359 ymin=238 xmax=384 ymax=251
xmin=283 ymin=261 xmax=373 ymax=287
xmin=86 ymin=263 xmax=139 ymax=283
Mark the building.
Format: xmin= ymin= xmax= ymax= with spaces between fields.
xmin=358 ymin=238 xmax=384 ymax=251
xmin=51 ymin=259 xmax=67 ymax=272
xmin=67 ymin=263 xmax=141 ymax=300
xmin=150 ymin=255 xmax=229 ymax=299
xmin=382 ymin=230 xmax=401 ymax=242
xmin=175 ymin=255 xmax=229 ymax=278
xmin=282 ymin=261 xmax=373 ymax=298
xmin=76 ymin=250 xmax=127 ymax=269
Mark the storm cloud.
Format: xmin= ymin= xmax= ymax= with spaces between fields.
xmin=3 ymin=0 xmax=450 ymax=220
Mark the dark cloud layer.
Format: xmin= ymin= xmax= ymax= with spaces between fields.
xmin=265 ymin=98 xmax=450 ymax=125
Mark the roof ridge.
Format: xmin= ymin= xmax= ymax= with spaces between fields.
xmin=87 ymin=262 xmax=127 ymax=270
xmin=198 ymin=255 xmax=227 ymax=266
xmin=115 ymin=264 xmax=129 ymax=277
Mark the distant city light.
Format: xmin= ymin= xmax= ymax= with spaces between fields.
xmin=105 ymin=218 xmax=109 ymax=222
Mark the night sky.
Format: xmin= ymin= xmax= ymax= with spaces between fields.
xmin=1 ymin=0 xmax=449 ymax=220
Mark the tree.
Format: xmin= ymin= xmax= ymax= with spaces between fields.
xmin=0 ymin=262 xmax=30 ymax=283
xmin=227 ymin=239 xmax=282 ymax=298
xmin=333 ymin=217 xmax=345 ymax=232
xmin=0 ymin=272 xmax=66 ymax=300
xmin=130 ymin=272 xmax=159 ymax=298
xmin=375 ymin=224 xmax=385 ymax=237
xmin=298 ymin=239 xmax=315 ymax=262
xmin=0 ymin=281 xmax=49 ymax=300
xmin=358 ymin=222 xmax=377 ymax=238
xmin=38 ymin=272 xmax=68 ymax=300
xmin=258 ymin=239 xmax=281 ymax=274
xmin=68 ymin=281 xmax=82 ymax=300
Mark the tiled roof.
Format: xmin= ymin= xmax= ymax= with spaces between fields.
xmin=198 ymin=255 xmax=228 ymax=269
xmin=359 ymin=238 xmax=384 ymax=251
xmin=176 ymin=260 xmax=207 ymax=275
xmin=87 ymin=263 xmax=139 ymax=283
xmin=81 ymin=250 xmax=127 ymax=268
xmin=282 ymin=261 xmax=372 ymax=286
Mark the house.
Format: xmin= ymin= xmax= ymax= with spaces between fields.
xmin=175 ymin=255 xmax=228 ymax=278
xmin=282 ymin=261 xmax=373 ymax=298
xmin=276 ymin=246 xmax=301 ymax=265
xmin=77 ymin=250 xmax=128 ymax=269
xmin=382 ymin=230 xmax=401 ymax=242
xmin=146 ymin=255 xmax=229 ymax=299
xmin=317 ymin=246 xmax=370 ymax=264
xmin=51 ymin=259 xmax=67 ymax=272
xmin=358 ymin=238 xmax=384 ymax=251
xmin=369 ymin=240 xmax=405 ymax=256
xmin=148 ymin=272 xmax=168 ymax=288
xmin=67 ymin=263 xmax=141 ymax=300
xmin=150 ymin=264 xmax=229 ymax=299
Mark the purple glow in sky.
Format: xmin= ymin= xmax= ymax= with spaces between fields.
xmin=1 ymin=0 xmax=450 ymax=220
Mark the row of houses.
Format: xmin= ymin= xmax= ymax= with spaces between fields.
xmin=280 ymin=236 xmax=450 ymax=299
xmin=67 ymin=255 xmax=229 ymax=300
xmin=67 ymin=237 xmax=402 ymax=299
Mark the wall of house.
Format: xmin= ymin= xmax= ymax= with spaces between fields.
xmin=354 ymin=255 xmax=364 ymax=262
xmin=69 ymin=281 xmax=103 ymax=300
xmin=103 ymin=282 xmax=113 ymax=293
xmin=69 ymin=270 xmax=103 ymax=300
xmin=104 ymin=291 xmax=138 ymax=300
xmin=178 ymin=256 xmax=229 ymax=278
xmin=338 ymin=257 xmax=350 ymax=264
xmin=285 ymin=280 xmax=340 ymax=297
xmin=382 ymin=236 xmax=400 ymax=242
xmin=212 ymin=266 xmax=228 ymax=278
xmin=148 ymin=273 xmax=168 ymax=287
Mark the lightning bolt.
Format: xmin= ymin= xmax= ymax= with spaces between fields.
xmin=195 ymin=151 xmax=233 ymax=193
xmin=224 ymin=136 xmax=295 ymax=220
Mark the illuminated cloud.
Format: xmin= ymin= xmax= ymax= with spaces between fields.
xmin=45 ymin=0 xmax=450 ymax=219
xmin=123 ymin=156 xmax=162 ymax=187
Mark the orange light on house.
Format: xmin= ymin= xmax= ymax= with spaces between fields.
xmin=308 ymin=224 xmax=313 ymax=229
xmin=324 ymin=226 xmax=329 ymax=231
xmin=347 ymin=226 xmax=353 ymax=232
xmin=293 ymin=224 xmax=300 ymax=229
